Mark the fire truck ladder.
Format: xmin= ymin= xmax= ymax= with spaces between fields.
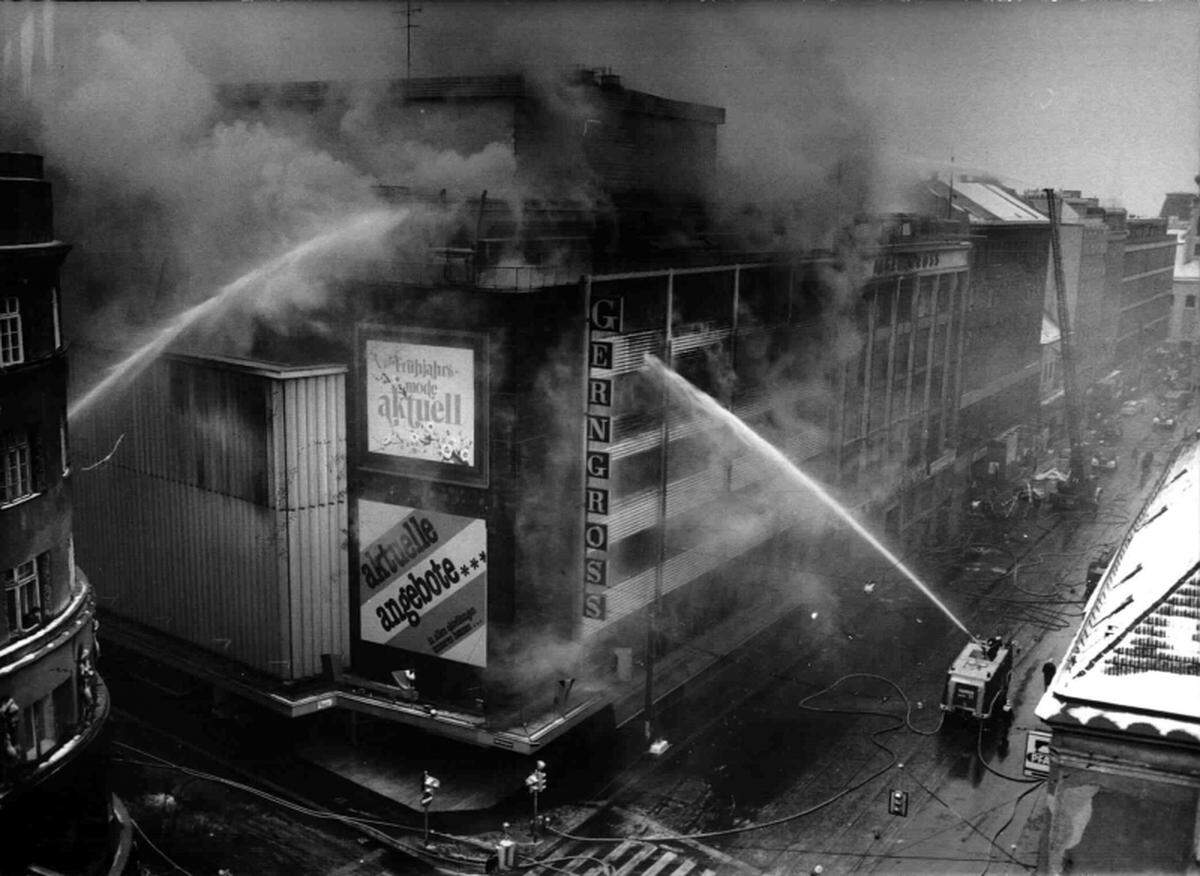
xmin=1045 ymin=188 xmax=1089 ymax=492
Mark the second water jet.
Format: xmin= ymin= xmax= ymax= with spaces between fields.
xmin=641 ymin=354 xmax=976 ymax=640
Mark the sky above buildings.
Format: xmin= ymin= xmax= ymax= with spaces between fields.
xmin=2 ymin=0 xmax=1197 ymax=217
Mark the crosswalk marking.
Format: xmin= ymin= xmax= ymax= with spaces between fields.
xmin=612 ymin=844 xmax=658 ymax=875
xmin=572 ymin=845 xmax=607 ymax=876
xmin=670 ymin=859 xmax=696 ymax=876
xmin=524 ymin=839 xmax=721 ymax=876
xmin=640 ymin=850 xmax=677 ymax=876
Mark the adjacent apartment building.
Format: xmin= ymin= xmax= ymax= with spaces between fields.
xmin=0 ymin=152 xmax=131 ymax=873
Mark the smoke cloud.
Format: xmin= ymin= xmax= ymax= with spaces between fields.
xmin=2 ymin=6 xmax=913 ymax=708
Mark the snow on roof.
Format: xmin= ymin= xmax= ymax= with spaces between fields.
xmin=955 ymin=181 xmax=1049 ymax=223
xmin=1037 ymin=441 xmax=1200 ymax=741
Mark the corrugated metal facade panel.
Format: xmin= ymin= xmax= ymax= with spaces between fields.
xmin=73 ymin=356 xmax=348 ymax=681
xmin=71 ymin=358 xmax=286 ymax=675
xmin=74 ymin=468 xmax=282 ymax=673
xmin=275 ymin=373 xmax=349 ymax=678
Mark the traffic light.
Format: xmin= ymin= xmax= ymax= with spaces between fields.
xmin=888 ymin=789 xmax=908 ymax=817
xmin=422 ymin=771 xmax=441 ymax=808
xmin=525 ymin=760 xmax=547 ymax=794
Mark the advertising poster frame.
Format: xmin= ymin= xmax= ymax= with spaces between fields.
xmin=356 ymin=325 xmax=489 ymax=488
xmin=357 ymin=498 xmax=488 ymax=668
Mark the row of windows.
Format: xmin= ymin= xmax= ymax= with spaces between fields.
xmin=3 ymin=553 xmax=49 ymax=636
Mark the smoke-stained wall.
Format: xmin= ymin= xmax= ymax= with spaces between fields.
xmin=957 ymin=224 xmax=1050 ymax=457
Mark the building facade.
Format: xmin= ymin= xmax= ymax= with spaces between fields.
xmin=0 ymin=152 xmax=130 ymax=873
xmin=1114 ymin=217 xmax=1176 ymax=368
xmin=1163 ymin=190 xmax=1200 ymax=352
xmin=833 ymin=216 xmax=972 ymax=545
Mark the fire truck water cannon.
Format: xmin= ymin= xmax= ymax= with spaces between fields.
xmin=940 ymin=634 xmax=1015 ymax=721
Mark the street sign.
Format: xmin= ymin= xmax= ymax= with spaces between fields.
xmin=1024 ymin=730 xmax=1052 ymax=777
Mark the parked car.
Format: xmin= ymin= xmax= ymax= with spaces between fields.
xmin=1120 ymin=400 xmax=1144 ymax=416
xmin=1152 ymin=409 xmax=1177 ymax=430
xmin=1090 ymin=446 xmax=1118 ymax=472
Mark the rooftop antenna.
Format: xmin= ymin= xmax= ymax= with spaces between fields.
xmin=403 ymin=0 xmax=422 ymax=84
xmin=947 ymin=155 xmax=955 ymax=220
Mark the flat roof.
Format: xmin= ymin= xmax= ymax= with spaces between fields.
xmin=220 ymin=73 xmax=726 ymax=125
xmin=955 ymin=181 xmax=1049 ymax=223
xmin=168 ymin=350 xmax=348 ymax=381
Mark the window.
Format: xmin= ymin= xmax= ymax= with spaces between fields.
xmin=0 ymin=297 xmax=22 ymax=366
xmin=1 ymin=430 xmax=34 ymax=504
xmin=1186 ymin=295 xmax=1196 ymax=309
xmin=59 ymin=416 xmax=68 ymax=476
xmin=3 ymin=557 xmax=42 ymax=633
xmin=18 ymin=694 xmax=56 ymax=762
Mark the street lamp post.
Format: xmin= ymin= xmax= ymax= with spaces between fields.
xmin=646 ymin=272 xmax=674 ymax=748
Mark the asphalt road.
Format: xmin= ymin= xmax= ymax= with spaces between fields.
xmin=564 ymin=400 xmax=1190 ymax=876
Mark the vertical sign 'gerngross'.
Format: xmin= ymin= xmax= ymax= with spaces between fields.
xmin=358 ymin=499 xmax=488 ymax=667
xmin=584 ymin=293 xmax=623 ymax=621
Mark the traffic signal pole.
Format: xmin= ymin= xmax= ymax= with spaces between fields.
xmin=525 ymin=760 xmax=547 ymax=839
xmin=421 ymin=770 xmax=440 ymax=847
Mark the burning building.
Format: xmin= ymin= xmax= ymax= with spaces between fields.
xmin=0 ymin=152 xmax=131 ymax=873
xmin=828 ymin=215 xmax=972 ymax=545
xmin=917 ymin=177 xmax=1052 ymax=486
xmin=70 ymin=72 xmax=981 ymax=761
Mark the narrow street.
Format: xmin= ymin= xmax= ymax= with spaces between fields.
xmin=535 ymin=395 xmax=1191 ymax=875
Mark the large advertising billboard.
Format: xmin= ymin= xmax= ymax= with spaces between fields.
xmin=359 ymin=328 xmax=488 ymax=486
xmin=358 ymin=499 xmax=487 ymax=667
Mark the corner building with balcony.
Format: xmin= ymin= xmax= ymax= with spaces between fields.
xmin=0 ymin=152 xmax=131 ymax=873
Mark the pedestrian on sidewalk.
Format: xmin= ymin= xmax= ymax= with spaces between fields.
xmin=1042 ymin=661 xmax=1057 ymax=690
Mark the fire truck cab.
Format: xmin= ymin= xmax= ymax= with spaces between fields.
xmin=941 ymin=637 xmax=1014 ymax=721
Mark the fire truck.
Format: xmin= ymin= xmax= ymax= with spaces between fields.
xmin=940 ymin=637 xmax=1014 ymax=721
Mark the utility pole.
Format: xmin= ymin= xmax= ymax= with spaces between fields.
xmin=646 ymin=273 xmax=674 ymax=747
xmin=402 ymin=0 xmax=422 ymax=84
